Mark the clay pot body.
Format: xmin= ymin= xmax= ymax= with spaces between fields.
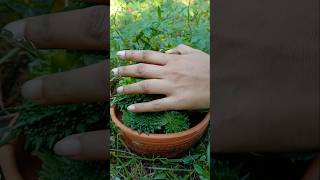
xmin=0 ymin=118 xmax=41 ymax=180
xmin=110 ymin=106 xmax=210 ymax=158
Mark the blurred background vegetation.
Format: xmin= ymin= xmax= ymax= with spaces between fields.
xmin=110 ymin=1 xmax=313 ymax=180
xmin=0 ymin=0 xmax=312 ymax=179
xmin=110 ymin=0 xmax=211 ymax=179
xmin=0 ymin=0 xmax=108 ymax=179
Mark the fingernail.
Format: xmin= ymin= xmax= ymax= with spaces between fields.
xmin=21 ymin=78 xmax=43 ymax=100
xmin=3 ymin=20 xmax=26 ymax=38
xmin=127 ymin=105 xmax=136 ymax=111
xmin=111 ymin=68 xmax=118 ymax=75
xmin=54 ymin=136 xmax=81 ymax=156
xmin=117 ymin=51 xmax=125 ymax=58
xmin=117 ymin=86 xmax=124 ymax=94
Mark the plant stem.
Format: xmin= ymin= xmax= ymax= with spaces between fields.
xmin=0 ymin=47 xmax=20 ymax=65
xmin=146 ymin=166 xmax=194 ymax=172
xmin=187 ymin=0 xmax=192 ymax=40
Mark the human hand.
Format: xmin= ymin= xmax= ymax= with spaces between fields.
xmin=112 ymin=44 xmax=210 ymax=112
xmin=4 ymin=1 xmax=109 ymax=160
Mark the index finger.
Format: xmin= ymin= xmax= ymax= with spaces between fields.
xmin=4 ymin=6 xmax=108 ymax=50
xmin=21 ymin=61 xmax=107 ymax=105
xmin=117 ymin=50 xmax=173 ymax=65
xmin=54 ymin=130 xmax=109 ymax=160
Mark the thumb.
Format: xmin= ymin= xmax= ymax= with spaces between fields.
xmin=54 ymin=130 xmax=109 ymax=160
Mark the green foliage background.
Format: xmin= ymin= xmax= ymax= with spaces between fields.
xmin=110 ymin=0 xmax=210 ymax=69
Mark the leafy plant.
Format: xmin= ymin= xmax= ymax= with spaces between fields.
xmin=0 ymin=102 xmax=106 ymax=151
xmin=163 ymin=111 xmax=189 ymax=133
xmin=111 ymin=76 xmax=190 ymax=134
xmin=37 ymin=153 xmax=108 ymax=180
xmin=122 ymin=110 xmax=189 ymax=134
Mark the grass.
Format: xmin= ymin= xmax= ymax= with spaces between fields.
xmin=111 ymin=122 xmax=210 ymax=179
xmin=213 ymin=153 xmax=316 ymax=180
xmin=110 ymin=0 xmax=210 ymax=179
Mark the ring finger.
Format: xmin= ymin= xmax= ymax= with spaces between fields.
xmin=113 ymin=63 xmax=164 ymax=79
xmin=117 ymin=79 xmax=169 ymax=95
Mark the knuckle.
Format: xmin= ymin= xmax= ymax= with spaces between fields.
xmin=118 ymin=67 xmax=125 ymax=75
xmin=26 ymin=15 xmax=54 ymax=44
xmin=174 ymin=96 xmax=185 ymax=104
xmin=142 ymin=50 xmax=152 ymax=60
xmin=170 ymin=70 xmax=184 ymax=81
xmin=139 ymin=81 xmax=150 ymax=93
xmin=125 ymin=51 xmax=132 ymax=59
xmin=152 ymin=102 xmax=163 ymax=111
xmin=84 ymin=6 xmax=108 ymax=46
xmin=42 ymin=75 xmax=63 ymax=100
xmin=136 ymin=64 xmax=145 ymax=75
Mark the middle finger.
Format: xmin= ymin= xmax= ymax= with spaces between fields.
xmin=113 ymin=63 xmax=164 ymax=79
xmin=4 ymin=6 xmax=108 ymax=50
xmin=21 ymin=61 xmax=107 ymax=105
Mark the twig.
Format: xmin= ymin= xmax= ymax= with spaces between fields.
xmin=0 ymin=114 xmax=16 ymax=121
xmin=146 ymin=166 xmax=194 ymax=172
xmin=0 ymin=47 xmax=20 ymax=65
xmin=110 ymin=148 xmax=185 ymax=163
xmin=119 ymin=136 xmax=133 ymax=153
xmin=0 ymin=113 xmax=19 ymax=127
xmin=65 ymin=0 xmax=69 ymax=7
xmin=110 ymin=149 xmax=161 ymax=162
xmin=9 ymin=113 xmax=19 ymax=127
xmin=0 ymin=80 xmax=3 ymax=110
xmin=111 ymin=148 xmax=144 ymax=157
xmin=187 ymin=0 xmax=192 ymax=39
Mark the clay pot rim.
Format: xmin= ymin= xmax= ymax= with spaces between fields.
xmin=0 ymin=115 xmax=23 ymax=180
xmin=110 ymin=106 xmax=210 ymax=139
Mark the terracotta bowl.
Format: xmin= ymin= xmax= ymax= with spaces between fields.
xmin=0 ymin=118 xmax=41 ymax=180
xmin=110 ymin=106 xmax=210 ymax=158
xmin=0 ymin=138 xmax=41 ymax=180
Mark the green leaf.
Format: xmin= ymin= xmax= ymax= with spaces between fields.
xmin=207 ymin=144 xmax=210 ymax=167
xmin=157 ymin=6 xmax=162 ymax=21
xmin=182 ymin=154 xmax=201 ymax=164
xmin=194 ymin=164 xmax=204 ymax=175
xmin=154 ymin=173 xmax=167 ymax=179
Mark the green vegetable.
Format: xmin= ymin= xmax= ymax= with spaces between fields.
xmin=163 ymin=111 xmax=189 ymax=133
xmin=112 ymin=76 xmax=190 ymax=134
xmin=122 ymin=110 xmax=189 ymax=134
